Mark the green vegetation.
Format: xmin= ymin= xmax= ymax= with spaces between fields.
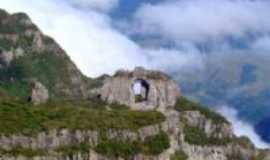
xmin=0 ymin=38 xmax=14 ymax=50
xmin=253 ymin=152 xmax=267 ymax=160
xmin=226 ymin=151 xmax=246 ymax=160
xmin=55 ymin=143 xmax=91 ymax=156
xmin=0 ymin=12 xmax=36 ymax=34
xmin=8 ymin=52 xmax=74 ymax=95
xmin=0 ymin=11 xmax=94 ymax=100
xmin=233 ymin=136 xmax=255 ymax=149
xmin=0 ymin=50 xmax=87 ymax=99
xmin=16 ymin=35 xmax=34 ymax=49
xmin=95 ymin=139 xmax=140 ymax=158
xmin=183 ymin=125 xmax=231 ymax=146
xmin=0 ymin=81 xmax=30 ymax=100
xmin=0 ymin=9 xmax=8 ymax=20
xmin=0 ymin=133 xmax=170 ymax=158
xmin=142 ymin=132 xmax=170 ymax=155
xmin=175 ymin=97 xmax=229 ymax=124
xmin=135 ymin=95 xmax=145 ymax=103
xmin=0 ymin=100 xmax=165 ymax=136
xmin=170 ymin=150 xmax=188 ymax=160
xmin=95 ymin=132 xmax=170 ymax=158
xmin=0 ymin=146 xmax=46 ymax=158
xmin=0 ymin=132 xmax=169 ymax=158
xmin=227 ymin=149 xmax=266 ymax=160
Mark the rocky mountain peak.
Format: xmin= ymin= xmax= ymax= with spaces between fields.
xmin=0 ymin=9 xmax=94 ymax=101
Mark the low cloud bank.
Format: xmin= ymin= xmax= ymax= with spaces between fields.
xmin=0 ymin=0 xmax=203 ymax=77
xmin=217 ymin=106 xmax=270 ymax=149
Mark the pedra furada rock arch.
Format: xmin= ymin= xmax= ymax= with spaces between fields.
xmin=98 ymin=67 xmax=181 ymax=111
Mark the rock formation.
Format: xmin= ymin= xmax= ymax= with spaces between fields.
xmin=99 ymin=67 xmax=181 ymax=111
xmin=0 ymin=50 xmax=14 ymax=67
xmin=30 ymin=81 xmax=49 ymax=105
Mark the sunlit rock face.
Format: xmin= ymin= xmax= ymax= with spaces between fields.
xmin=30 ymin=80 xmax=49 ymax=105
xmin=99 ymin=67 xmax=181 ymax=111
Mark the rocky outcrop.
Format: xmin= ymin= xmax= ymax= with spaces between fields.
xmin=183 ymin=111 xmax=233 ymax=138
xmin=0 ymin=50 xmax=14 ymax=66
xmin=0 ymin=125 xmax=168 ymax=160
xmin=99 ymin=67 xmax=181 ymax=111
xmin=30 ymin=81 xmax=49 ymax=105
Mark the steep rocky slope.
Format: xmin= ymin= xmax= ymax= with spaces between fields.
xmin=0 ymin=9 xmax=269 ymax=160
xmin=0 ymin=9 xmax=99 ymax=102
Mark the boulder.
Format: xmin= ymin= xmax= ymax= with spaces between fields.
xmin=30 ymin=81 xmax=49 ymax=105
xmin=0 ymin=50 xmax=14 ymax=66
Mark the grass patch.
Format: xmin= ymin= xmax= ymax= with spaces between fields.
xmin=170 ymin=150 xmax=188 ymax=160
xmin=95 ymin=139 xmax=140 ymax=159
xmin=0 ymin=100 xmax=165 ymax=136
xmin=55 ymin=142 xmax=91 ymax=156
xmin=0 ymin=146 xmax=46 ymax=158
xmin=95 ymin=132 xmax=170 ymax=158
xmin=135 ymin=95 xmax=145 ymax=103
xmin=0 ymin=38 xmax=14 ymax=50
xmin=0 ymin=81 xmax=31 ymax=100
xmin=183 ymin=125 xmax=231 ymax=146
xmin=175 ymin=97 xmax=228 ymax=124
xmin=142 ymin=132 xmax=170 ymax=155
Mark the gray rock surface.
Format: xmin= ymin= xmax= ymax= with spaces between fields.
xmin=183 ymin=111 xmax=234 ymax=138
xmin=30 ymin=81 xmax=49 ymax=105
xmin=0 ymin=125 xmax=163 ymax=151
xmin=0 ymin=50 xmax=14 ymax=66
xmin=99 ymin=67 xmax=181 ymax=111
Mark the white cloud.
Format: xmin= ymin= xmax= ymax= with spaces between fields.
xmin=67 ymin=0 xmax=119 ymax=12
xmin=134 ymin=0 xmax=270 ymax=43
xmin=0 ymin=0 xmax=202 ymax=77
xmin=143 ymin=46 xmax=204 ymax=72
xmin=252 ymin=36 xmax=270 ymax=53
xmin=217 ymin=105 xmax=270 ymax=149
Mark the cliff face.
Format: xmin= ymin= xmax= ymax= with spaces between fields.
xmin=0 ymin=9 xmax=269 ymax=160
xmin=0 ymin=97 xmax=266 ymax=160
